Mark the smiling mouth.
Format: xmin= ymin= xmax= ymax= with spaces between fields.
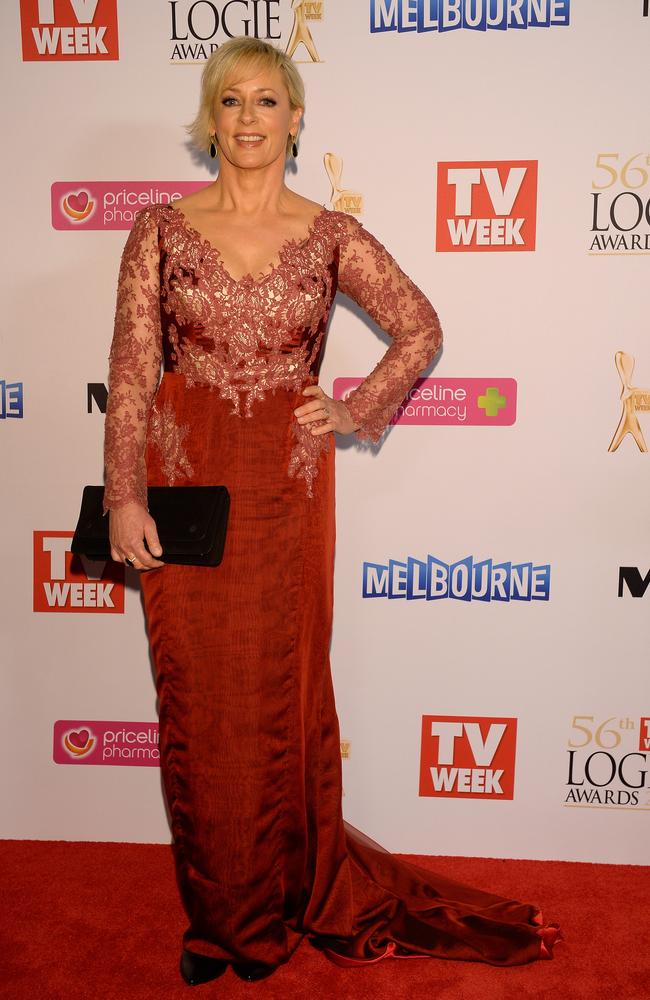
xmin=235 ymin=135 xmax=265 ymax=143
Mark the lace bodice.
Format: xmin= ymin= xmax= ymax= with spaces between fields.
xmin=103 ymin=202 xmax=442 ymax=512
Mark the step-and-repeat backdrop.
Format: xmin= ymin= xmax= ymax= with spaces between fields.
xmin=2 ymin=1 xmax=649 ymax=865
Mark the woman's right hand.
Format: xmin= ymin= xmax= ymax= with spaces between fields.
xmin=109 ymin=502 xmax=165 ymax=571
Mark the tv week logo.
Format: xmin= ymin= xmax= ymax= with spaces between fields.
xmin=20 ymin=0 xmax=119 ymax=61
xmin=436 ymin=161 xmax=538 ymax=252
xmin=419 ymin=716 xmax=517 ymax=799
xmin=33 ymin=531 xmax=124 ymax=613
xmin=640 ymin=719 xmax=650 ymax=750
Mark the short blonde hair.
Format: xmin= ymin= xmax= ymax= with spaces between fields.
xmin=186 ymin=37 xmax=305 ymax=158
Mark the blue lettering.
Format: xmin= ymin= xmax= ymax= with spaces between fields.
xmin=369 ymin=0 xmax=570 ymax=32
xmin=362 ymin=555 xmax=551 ymax=601
xmin=407 ymin=557 xmax=428 ymax=599
xmin=362 ymin=562 xmax=388 ymax=597
xmin=531 ymin=564 xmax=551 ymax=600
xmin=388 ymin=559 xmax=408 ymax=598
xmin=0 ymin=380 xmax=24 ymax=418
xmin=399 ymin=0 xmax=420 ymax=30
xmin=449 ymin=556 xmax=473 ymax=601
xmin=528 ymin=0 xmax=550 ymax=26
xmin=418 ymin=0 xmax=439 ymax=30
xmin=463 ymin=0 xmax=487 ymax=30
xmin=507 ymin=0 xmax=529 ymax=30
xmin=491 ymin=561 xmax=512 ymax=602
xmin=472 ymin=558 xmax=492 ymax=602
xmin=511 ymin=562 xmax=533 ymax=600
xmin=427 ymin=555 xmax=449 ymax=599
xmin=440 ymin=0 xmax=463 ymax=31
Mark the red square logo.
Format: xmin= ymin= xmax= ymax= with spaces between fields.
xmin=436 ymin=160 xmax=537 ymax=252
xmin=20 ymin=0 xmax=119 ymax=61
xmin=419 ymin=715 xmax=517 ymax=799
xmin=639 ymin=718 xmax=650 ymax=751
xmin=33 ymin=530 xmax=124 ymax=613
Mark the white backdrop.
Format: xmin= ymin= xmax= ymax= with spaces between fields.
xmin=2 ymin=0 xmax=649 ymax=865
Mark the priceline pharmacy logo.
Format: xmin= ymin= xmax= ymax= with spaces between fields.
xmin=333 ymin=377 xmax=516 ymax=426
xmin=363 ymin=555 xmax=551 ymax=601
xmin=53 ymin=721 xmax=160 ymax=766
xmin=51 ymin=181 xmax=206 ymax=229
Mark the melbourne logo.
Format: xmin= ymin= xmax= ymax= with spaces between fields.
xmin=324 ymin=154 xmax=363 ymax=214
xmin=608 ymin=351 xmax=650 ymax=452
xmin=420 ymin=716 xmax=517 ymax=799
xmin=51 ymin=181 xmax=206 ymax=230
xmin=436 ymin=161 xmax=537 ymax=252
xmin=565 ymin=715 xmax=649 ymax=809
xmin=363 ymin=555 xmax=550 ymax=601
xmin=20 ymin=0 xmax=119 ymax=61
xmin=33 ymin=531 xmax=124 ymax=614
xmin=53 ymin=720 xmax=160 ymax=766
xmin=169 ymin=1 xmax=324 ymax=63
xmin=589 ymin=153 xmax=650 ymax=253
xmin=334 ymin=377 xmax=517 ymax=425
xmin=370 ymin=0 xmax=570 ymax=33
xmin=1 ymin=380 xmax=24 ymax=418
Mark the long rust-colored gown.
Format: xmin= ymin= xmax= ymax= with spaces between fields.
xmin=102 ymin=201 xmax=561 ymax=970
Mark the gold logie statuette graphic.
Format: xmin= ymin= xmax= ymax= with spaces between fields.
xmin=324 ymin=153 xmax=363 ymax=215
xmin=340 ymin=739 xmax=350 ymax=798
xmin=608 ymin=351 xmax=650 ymax=453
xmin=286 ymin=0 xmax=322 ymax=62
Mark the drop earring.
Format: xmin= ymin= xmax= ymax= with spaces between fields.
xmin=209 ymin=134 xmax=218 ymax=158
xmin=290 ymin=134 xmax=298 ymax=158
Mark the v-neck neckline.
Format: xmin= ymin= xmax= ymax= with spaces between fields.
xmin=163 ymin=202 xmax=329 ymax=287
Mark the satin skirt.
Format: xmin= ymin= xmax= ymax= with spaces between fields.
xmin=139 ymin=372 xmax=561 ymax=968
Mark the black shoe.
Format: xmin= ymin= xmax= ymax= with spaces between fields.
xmin=231 ymin=961 xmax=277 ymax=982
xmin=180 ymin=949 xmax=229 ymax=986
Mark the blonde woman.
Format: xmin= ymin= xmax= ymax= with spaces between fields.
xmin=103 ymin=36 xmax=561 ymax=987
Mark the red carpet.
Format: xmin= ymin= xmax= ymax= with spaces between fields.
xmin=1 ymin=840 xmax=648 ymax=999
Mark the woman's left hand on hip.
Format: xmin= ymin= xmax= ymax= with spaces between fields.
xmin=294 ymin=384 xmax=356 ymax=436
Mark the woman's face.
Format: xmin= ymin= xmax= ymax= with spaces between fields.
xmin=211 ymin=64 xmax=302 ymax=167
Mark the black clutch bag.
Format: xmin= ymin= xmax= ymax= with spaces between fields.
xmin=71 ymin=485 xmax=230 ymax=567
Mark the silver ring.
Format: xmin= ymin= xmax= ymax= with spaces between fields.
xmin=125 ymin=556 xmax=134 ymax=567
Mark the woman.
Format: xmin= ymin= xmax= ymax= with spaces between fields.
xmin=103 ymin=36 xmax=561 ymax=987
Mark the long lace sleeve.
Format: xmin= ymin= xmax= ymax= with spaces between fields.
xmin=102 ymin=206 xmax=162 ymax=514
xmin=336 ymin=214 xmax=443 ymax=443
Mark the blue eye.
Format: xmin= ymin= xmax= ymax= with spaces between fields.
xmin=221 ymin=96 xmax=277 ymax=106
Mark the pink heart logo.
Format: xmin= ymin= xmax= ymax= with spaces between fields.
xmin=68 ymin=191 xmax=89 ymax=212
xmin=68 ymin=729 xmax=90 ymax=749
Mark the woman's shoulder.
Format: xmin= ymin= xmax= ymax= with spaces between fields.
xmin=277 ymin=191 xmax=363 ymax=236
xmin=319 ymin=207 xmax=366 ymax=243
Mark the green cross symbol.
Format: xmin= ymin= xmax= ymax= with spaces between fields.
xmin=477 ymin=387 xmax=507 ymax=417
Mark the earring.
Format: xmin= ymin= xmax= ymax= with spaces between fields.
xmin=290 ymin=134 xmax=298 ymax=158
xmin=209 ymin=134 xmax=218 ymax=158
